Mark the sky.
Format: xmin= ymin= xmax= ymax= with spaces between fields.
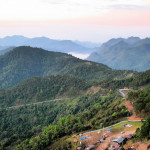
xmin=0 ymin=0 xmax=150 ymax=42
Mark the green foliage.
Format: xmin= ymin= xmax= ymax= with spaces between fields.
xmin=128 ymin=88 xmax=150 ymax=114
xmin=135 ymin=117 xmax=150 ymax=139
xmin=0 ymin=92 xmax=100 ymax=149
xmin=129 ymin=89 xmax=150 ymax=140
xmin=14 ymin=96 xmax=129 ymax=150
xmin=0 ymin=89 xmax=129 ymax=149
xmin=112 ymin=112 xmax=118 ymax=117
xmin=0 ymin=75 xmax=89 ymax=107
xmin=48 ymin=138 xmax=73 ymax=150
xmin=0 ymin=46 xmax=135 ymax=88
xmin=140 ymin=117 xmax=150 ymax=138
xmin=99 ymin=78 xmax=132 ymax=89
xmin=131 ymin=70 xmax=150 ymax=87
xmin=96 ymin=69 xmax=150 ymax=90
xmin=0 ymin=46 xmax=141 ymax=149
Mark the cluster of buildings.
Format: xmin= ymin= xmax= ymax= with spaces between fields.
xmin=109 ymin=134 xmax=133 ymax=150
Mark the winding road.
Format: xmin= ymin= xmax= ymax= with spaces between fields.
xmin=3 ymin=88 xmax=128 ymax=110
xmin=119 ymin=89 xmax=129 ymax=97
xmin=2 ymin=98 xmax=70 ymax=110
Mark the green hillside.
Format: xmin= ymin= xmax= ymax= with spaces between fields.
xmin=0 ymin=68 xmax=149 ymax=149
xmin=0 ymin=46 xmax=134 ymax=88
xmin=97 ymin=69 xmax=150 ymax=90
xmin=0 ymin=84 xmax=128 ymax=150
xmin=127 ymin=88 xmax=150 ymax=140
xmin=130 ymin=70 xmax=150 ymax=87
xmin=0 ymin=75 xmax=89 ymax=108
xmin=0 ymin=46 xmax=149 ymax=150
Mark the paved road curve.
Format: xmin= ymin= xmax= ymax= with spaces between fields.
xmin=119 ymin=89 xmax=129 ymax=97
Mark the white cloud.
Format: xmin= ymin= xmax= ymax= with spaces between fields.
xmin=0 ymin=0 xmax=149 ymax=20
xmin=68 ymin=52 xmax=90 ymax=59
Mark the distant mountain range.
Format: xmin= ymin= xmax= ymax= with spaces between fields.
xmin=74 ymin=40 xmax=101 ymax=48
xmin=0 ymin=47 xmax=15 ymax=55
xmin=0 ymin=35 xmax=99 ymax=57
xmin=87 ymin=37 xmax=150 ymax=71
xmin=1 ymin=36 xmax=150 ymax=71
xmin=0 ymin=46 xmax=10 ymax=51
xmin=0 ymin=46 xmax=134 ymax=88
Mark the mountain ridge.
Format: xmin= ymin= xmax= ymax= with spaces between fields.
xmin=0 ymin=35 xmax=98 ymax=55
xmin=0 ymin=46 xmax=135 ymax=88
xmin=87 ymin=37 xmax=150 ymax=71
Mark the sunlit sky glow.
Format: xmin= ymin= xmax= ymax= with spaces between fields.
xmin=0 ymin=0 xmax=150 ymax=42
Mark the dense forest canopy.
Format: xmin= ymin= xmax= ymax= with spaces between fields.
xmin=0 ymin=46 xmax=135 ymax=88
xmin=0 ymin=75 xmax=89 ymax=108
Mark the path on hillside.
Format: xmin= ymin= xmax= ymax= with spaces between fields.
xmin=119 ymin=89 xmax=142 ymax=121
xmin=94 ymin=89 xmax=142 ymax=149
xmin=3 ymin=98 xmax=70 ymax=110
xmin=75 ymin=89 xmax=143 ymax=150
xmin=125 ymin=101 xmax=143 ymax=121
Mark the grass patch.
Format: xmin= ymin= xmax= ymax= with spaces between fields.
xmin=111 ymin=121 xmax=142 ymax=134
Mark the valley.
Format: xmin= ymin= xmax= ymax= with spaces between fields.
xmin=0 ymin=0 xmax=150 ymax=149
xmin=0 ymin=46 xmax=149 ymax=150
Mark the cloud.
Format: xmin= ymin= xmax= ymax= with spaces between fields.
xmin=40 ymin=0 xmax=68 ymax=5
xmin=68 ymin=52 xmax=90 ymax=59
xmin=0 ymin=0 xmax=150 ymax=20
xmin=111 ymin=4 xmax=150 ymax=10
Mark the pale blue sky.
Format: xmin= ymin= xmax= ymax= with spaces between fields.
xmin=0 ymin=0 xmax=150 ymax=42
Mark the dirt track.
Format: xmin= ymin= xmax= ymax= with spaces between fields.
xmin=95 ymin=90 xmax=143 ymax=150
xmin=125 ymin=101 xmax=143 ymax=121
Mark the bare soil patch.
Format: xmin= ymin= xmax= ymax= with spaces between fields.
xmin=125 ymin=101 xmax=143 ymax=121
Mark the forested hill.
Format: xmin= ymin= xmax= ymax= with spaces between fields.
xmin=0 ymin=46 xmax=134 ymax=88
xmin=87 ymin=37 xmax=150 ymax=71
xmin=130 ymin=69 xmax=150 ymax=87
xmin=0 ymin=75 xmax=89 ymax=108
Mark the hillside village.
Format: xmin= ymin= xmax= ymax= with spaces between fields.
xmin=69 ymin=89 xmax=146 ymax=150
